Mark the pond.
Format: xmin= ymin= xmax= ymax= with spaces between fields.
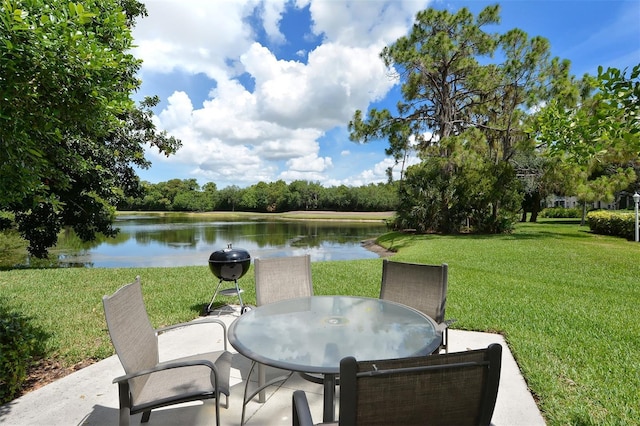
xmin=35 ymin=214 xmax=390 ymax=268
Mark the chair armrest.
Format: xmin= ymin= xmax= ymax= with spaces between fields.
xmin=156 ymin=318 xmax=228 ymax=350
xmin=113 ymin=358 xmax=219 ymax=384
xmin=292 ymin=390 xmax=315 ymax=426
xmin=436 ymin=318 xmax=457 ymax=332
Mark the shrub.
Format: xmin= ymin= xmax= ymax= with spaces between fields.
xmin=586 ymin=210 xmax=636 ymax=239
xmin=540 ymin=207 xmax=581 ymax=218
xmin=0 ymin=299 xmax=48 ymax=404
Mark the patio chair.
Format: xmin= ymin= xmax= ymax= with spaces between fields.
xmin=292 ymin=343 xmax=502 ymax=426
xmin=255 ymin=254 xmax=314 ymax=305
xmin=240 ymin=255 xmax=314 ymax=424
xmin=380 ymin=259 xmax=455 ymax=353
xmin=103 ymin=276 xmax=232 ymax=426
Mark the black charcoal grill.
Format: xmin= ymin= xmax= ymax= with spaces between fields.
xmin=206 ymin=244 xmax=251 ymax=314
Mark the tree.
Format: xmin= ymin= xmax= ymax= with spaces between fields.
xmin=350 ymin=5 xmax=569 ymax=233
xmin=533 ymin=64 xmax=640 ymax=222
xmin=155 ymin=179 xmax=199 ymax=209
xmin=265 ymin=180 xmax=291 ymax=212
xmin=217 ymin=185 xmax=243 ymax=211
xmin=288 ymin=180 xmax=324 ymax=211
xmin=0 ymin=0 xmax=180 ymax=257
xmin=202 ymin=182 xmax=218 ymax=211
xmin=513 ymin=153 xmax=576 ymax=222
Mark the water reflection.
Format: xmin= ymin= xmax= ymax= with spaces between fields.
xmin=49 ymin=215 xmax=389 ymax=268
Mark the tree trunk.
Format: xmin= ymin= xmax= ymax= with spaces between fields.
xmin=529 ymin=192 xmax=541 ymax=223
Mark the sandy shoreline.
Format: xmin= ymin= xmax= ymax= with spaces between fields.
xmin=119 ymin=210 xmax=395 ymax=222
xmin=361 ymin=238 xmax=395 ymax=257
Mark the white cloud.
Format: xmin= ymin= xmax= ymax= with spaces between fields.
xmin=242 ymin=41 xmax=395 ymax=129
xmin=308 ymin=0 xmax=428 ymax=47
xmin=133 ymin=0 xmax=426 ymax=187
xmin=158 ymin=91 xmax=193 ymax=129
xmin=287 ymin=154 xmax=333 ymax=172
xmin=132 ymin=1 xmax=259 ymax=79
xmin=260 ymin=0 xmax=288 ymax=44
xmin=330 ymin=154 xmax=421 ymax=188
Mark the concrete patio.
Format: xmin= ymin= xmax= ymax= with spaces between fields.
xmin=0 ymin=306 xmax=546 ymax=425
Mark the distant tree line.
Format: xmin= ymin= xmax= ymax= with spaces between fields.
xmin=118 ymin=179 xmax=399 ymax=213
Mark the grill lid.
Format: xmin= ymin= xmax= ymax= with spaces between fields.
xmin=208 ymin=244 xmax=251 ymax=281
xmin=209 ymin=244 xmax=251 ymax=263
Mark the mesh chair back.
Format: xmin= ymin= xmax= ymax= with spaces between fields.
xmin=254 ymin=255 xmax=313 ymax=306
xmin=339 ymin=344 xmax=502 ymax=426
xmin=380 ymin=260 xmax=448 ymax=323
xmin=103 ymin=277 xmax=159 ymax=400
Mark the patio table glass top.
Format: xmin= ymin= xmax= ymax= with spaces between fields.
xmin=228 ymin=295 xmax=441 ymax=374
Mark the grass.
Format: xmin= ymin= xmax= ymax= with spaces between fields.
xmin=1 ymin=219 xmax=638 ymax=424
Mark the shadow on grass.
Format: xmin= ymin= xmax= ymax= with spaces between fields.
xmin=191 ymin=302 xmax=234 ymax=317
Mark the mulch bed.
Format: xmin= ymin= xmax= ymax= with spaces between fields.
xmin=20 ymin=358 xmax=98 ymax=396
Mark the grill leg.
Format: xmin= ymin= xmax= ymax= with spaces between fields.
xmin=206 ymin=279 xmax=224 ymax=313
xmin=234 ymin=279 xmax=245 ymax=311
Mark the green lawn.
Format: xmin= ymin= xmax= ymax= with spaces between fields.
xmin=1 ymin=219 xmax=638 ymax=424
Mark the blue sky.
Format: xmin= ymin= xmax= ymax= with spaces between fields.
xmin=131 ymin=0 xmax=640 ymax=189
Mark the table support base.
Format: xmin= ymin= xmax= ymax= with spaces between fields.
xmin=323 ymin=373 xmax=337 ymax=422
xmin=241 ymin=361 xmax=293 ymax=425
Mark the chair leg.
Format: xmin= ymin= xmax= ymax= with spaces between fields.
xmin=119 ymin=408 xmax=130 ymax=426
xmin=215 ymin=390 xmax=221 ymax=426
xmin=444 ymin=328 xmax=449 ymax=353
xmin=117 ymin=382 xmax=131 ymax=426
xmin=141 ymin=411 xmax=151 ymax=423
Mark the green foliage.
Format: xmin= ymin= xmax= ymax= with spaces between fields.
xmin=394 ymin=136 xmax=521 ymax=234
xmin=513 ymin=153 xmax=579 ymax=222
xmin=540 ymin=207 xmax=581 ymax=218
xmin=350 ymin=4 xmax=568 ymax=234
xmin=0 ymin=211 xmax=13 ymax=231
xmin=594 ymin=64 xmax=640 ymax=156
xmin=0 ymin=221 xmax=28 ymax=267
xmin=1 ymin=0 xmax=139 ymax=205
xmin=586 ymin=210 xmax=637 ymax=239
xmin=0 ymin=298 xmax=48 ymax=403
xmin=533 ymin=65 xmax=640 ymax=206
xmin=120 ymin=179 xmax=399 ymax=213
xmin=0 ymin=1 xmax=180 ymax=258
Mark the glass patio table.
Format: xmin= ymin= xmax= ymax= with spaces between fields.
xmin=228 ymin=295 xmax=442 ymax=422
